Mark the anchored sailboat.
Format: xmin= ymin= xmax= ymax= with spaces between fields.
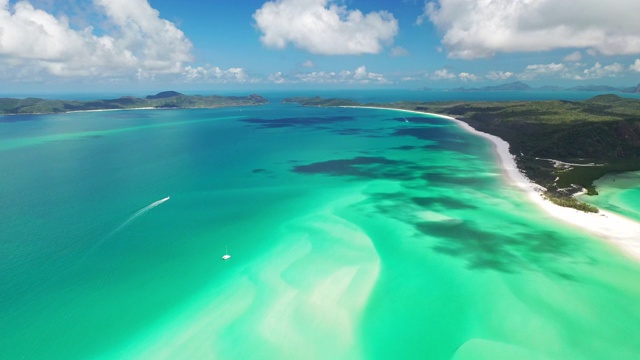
xmin=222 ymin=245 xmax=231 ymax=260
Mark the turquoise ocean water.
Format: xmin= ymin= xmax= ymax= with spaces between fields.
xmin=2 ymin=91 xmax=640 ymax=359
xmin=579 ymin=171 xmax=640 ymax=223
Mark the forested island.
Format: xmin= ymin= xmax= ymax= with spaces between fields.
xmin=0 ymin=91 xmax=268 ymax=115
xmin=284 ymin=95 xmax=640 ymax=212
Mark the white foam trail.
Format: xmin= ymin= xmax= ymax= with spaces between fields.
xmin=81 ymin=196 xmax=171 ymax=260
xmin=112 ymin=196 xmax=170 ymax=234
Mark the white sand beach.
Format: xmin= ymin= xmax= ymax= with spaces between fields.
xmin=345 ymin=106 xmax=640 ymax=260
xmin=66 ymin=107 xmax=157 ymax=113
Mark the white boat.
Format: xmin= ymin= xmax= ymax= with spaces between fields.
xmin=222 ymin=245 xmax=231 ymax=260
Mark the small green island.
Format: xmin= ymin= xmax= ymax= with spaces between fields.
xmin=284 ymin=95 xmax=640 ymax=213
xmin=0 ymin=91 xmax=268 ymax=115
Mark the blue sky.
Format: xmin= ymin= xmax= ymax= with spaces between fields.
xmin=2 ymin=0 xmax=640 ymax=93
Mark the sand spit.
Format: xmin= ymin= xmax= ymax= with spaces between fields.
xmin=344 ymin=106 xmax=640 ymax=260
xmin=66 ymin=107 xmax=157 ymax=113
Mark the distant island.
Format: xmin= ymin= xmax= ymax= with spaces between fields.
xmin=444 ymin=81 xmax=640 ymax=93
xmin=0 ymin=91 xmax=268 ymax=115
xmin=284 ymin=94 xmax=640 ymax=212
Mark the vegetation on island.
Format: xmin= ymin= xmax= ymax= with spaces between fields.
xmin=0 ymin=91 xmax=268 ymax=115
xmin=282 ymin=96 xmax=360 ymax=107
xmin=284 ymin=94 xmax=640 ymax=212
xmin=543 ymin=193 xmax=599 ymax=213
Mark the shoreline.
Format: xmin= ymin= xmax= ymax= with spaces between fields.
xmin=66 ymin=107 xmax=157 ymax=114
xmin=343 ymin=106 xmax=640 ymax=260
xmin=2 ymin=104 xmax=263 ymax=117
xmin=0 ymin=107 xmax=157 ymax=116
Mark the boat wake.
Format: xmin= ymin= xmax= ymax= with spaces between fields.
xmin=81 ymin=196 xmax=170 ymax=260
xmin=111 ymin=196 xmax=170 ymax=235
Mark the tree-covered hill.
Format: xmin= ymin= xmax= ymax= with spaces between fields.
xmin=0 ymin=92 xmax=268 ymax=115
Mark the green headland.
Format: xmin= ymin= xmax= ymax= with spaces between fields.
xmin=284 ymin=94 xmax=640 ymax=212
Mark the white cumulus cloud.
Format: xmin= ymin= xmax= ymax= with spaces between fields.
xmin=518 ymin=62 xmax=572 ymax=80
xmin=291 ymin=65 xmax=390 ymax=84
xmin=630 ymin=59 xmax=640 ymax=72
xmin=0 ymin=0 xmax=192 ymax=79
xmin=563 ymin=51 xmax=583 ymax=62
xmin=428 ymin=68 xmax=478 ymax=81
xmin=425 ymin=0 xmax=640 ymax=59
xmin=429 ymin=69 xmax=456 ymax=80
xmin=458 ymin=72 xmax=478 ymax=81
xmin=525 ymin=63 xmax=567 ymax=74
xmin=576 ymin=62 xmax=624 ymax=80
xmin=183 ymin=65 xmax=254 ymax=83
xmin=253 ymin=0 xmax=398 ymax=55
xmin=486 ymin=71 xmax=514 ymax=80
xmin=518 ymin=61 xmax=625 ymax=80
xmin=391 ymin=46 xmax=409 ymax=57
xmin=354 ymin=65 xmax=368 ymax=80
xmin=268 ymin=71 xmax=286 ymax=84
